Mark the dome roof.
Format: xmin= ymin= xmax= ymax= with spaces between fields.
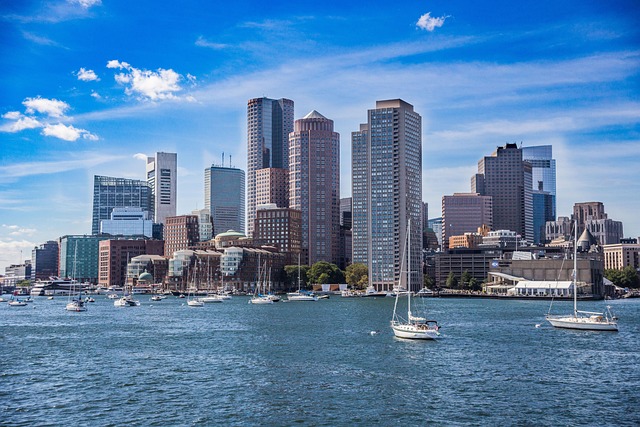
xmin=138 ymin=272 xmax=153 ymax=282
xmin=216 ymin=229 xmax=246 ymax=238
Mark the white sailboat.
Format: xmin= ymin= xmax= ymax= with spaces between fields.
xmin=546 ymin=223 xmax=618 ymax=331
xmin=249 ymin=260 xmax=273 ymax=305
xmin=65 ymin=243 xmax=87 ymax=312
xmin=391 ymin=220 xmax=440 ymax=340
xmin=287 ymin=253 xmax=317 ymax=301
xmin=114 ymin=256 xmax=140 ymax=307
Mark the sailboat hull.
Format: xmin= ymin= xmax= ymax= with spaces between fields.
xmin=391 ymin=322 xmax=439 ymax=340
xmin=546 ymin=316 xmax=618 ymax=331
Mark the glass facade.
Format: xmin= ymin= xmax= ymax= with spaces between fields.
xmin=92 ymin=175 xmax=153 ymax=235
xmin=59 ymin=235 xmax=110 ymax=283
xmin=522 ymin=145 xmax=556 ymax=219
xmin=205 ymin=166 xmax=245 ymax=235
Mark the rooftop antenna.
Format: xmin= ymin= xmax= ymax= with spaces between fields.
xmin=229 ymin=155 xmax=232 ymax=168
xmin=221 ymin=152 xmax=224 ymax=167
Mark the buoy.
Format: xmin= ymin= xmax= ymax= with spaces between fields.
xmin=535 ymin=324 xmax=541 ymax=328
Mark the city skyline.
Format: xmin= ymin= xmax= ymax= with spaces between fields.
xmin=1 ymin=0 xmax=639 ymax=271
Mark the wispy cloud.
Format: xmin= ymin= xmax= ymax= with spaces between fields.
xmin=107 ymin=59 xmax=191 ymax=101
xmin=133 ymin=153 xmax=148 ymax=161
xmin=416 ymin=12 xmax=448 ymax=32
xmin=0 ymin=113 xmax=42 ymax=132
xmin=4 ymin=0 xmax=102 ymax=24
xmin=195 ymin=36 xmax=228 ymax=50
xmin=70 ymin=0 xmax=102 ymax=9
xmin=21 ymin=31 xmax=65 ymax=47
xmin=0 ymin=155 xmax=126 ymax=179
xmin=76 ymin=67 xmax=100 ymax=81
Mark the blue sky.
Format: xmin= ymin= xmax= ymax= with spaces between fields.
xmin=1 ymin=0 xmax=639 ymax=271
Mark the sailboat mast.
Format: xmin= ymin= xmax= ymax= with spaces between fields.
xmin=573 ymin=221 xmax=578 ymax=316
xmin=407 ymin=219 xmax=411 ymax=317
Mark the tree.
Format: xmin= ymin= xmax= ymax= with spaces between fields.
xmin=284 ymin=264 xmax=309 ymax=289
xmin=307 ymin=261 xmax=345 ymax=285
xmin=445 ymin=271 xmax=458 ymax=289
xmin=346 ymin=263 xmax=368 ymax=290
xmin=605 ymin=267 xmax=640 ymax=289
xmin=423 ymin=274 xmax=434 ymax=289
xmin=461 ymin=271 xmax=473 ymax=290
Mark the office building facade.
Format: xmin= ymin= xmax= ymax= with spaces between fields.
xmin=146 ymin=152 xmax=177 ymax=225
xmin=100 ymin=207 xmax=154 ymax=238
xmin=472 ymin=143 xmax=533 ymax=242
xmin=59 ymin=235 xmax=111 ymax=284
xmin=352 ymin=99 xmax=422 ymax=291
xmin=255 ymin=168 xmax=289 ymax=209
xmin=92 ymin=175 xmax=153 ymax=235
xmin=289 ymin=110 xmax=340 ymax=266
xmin=246 ymin=97 xmax=294 ymax=237
xmin=205 ymin=165 xmax=245 ymax=235
xmin=522 ymin=145 xmax=556 ymax=219
xmin=31 ymin=240 xmax=59 ymax=281
xmin=164 ymin=215 xmax=200 ymax=257
xmin=442 ymin=193 xmax=493 ymax=251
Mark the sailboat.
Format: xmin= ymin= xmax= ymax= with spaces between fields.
xmin=287 ymin=253 xmax=317 ymax=301
xmin=201 ymin=260 xmax=224 ymax=303
xmin=390 ymin=220 xmax=440 ymax=340
xmin=186 ymin=260 xmax=204 ymax=307
xmin=249 ymin=260 xmax=273 ymax=305
xmin=546 ymin=223 xmax=618 ymax=331
xmin=65 ymin=243 xmax=87 ymax=312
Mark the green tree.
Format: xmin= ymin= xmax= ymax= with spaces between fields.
xmin=423 ymin=274 xmax=434 ymax=289
xmin=605 ymin=267 xmax=640 ymax=289
xmin=307 ymin=261 xmax=345 ymax=285
xmin=445 ymin=271 xmax=458 ymax=289
xmin=346 ymin=263 xmax=368 ymax=289
xmin=469 ymin=278 xmax=482 ymax=292
xmin=284 ymin=264 xmax=309 ymax=289
xmin=460 ymin=271 xmax=473 ymax=290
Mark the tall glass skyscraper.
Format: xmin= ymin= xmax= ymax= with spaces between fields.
xmin=522 ymin=145 xmax=556 ymax=219
xmin=92 ymin=175 xmax=153 ymax=235
xmin=205 ymin=166 xmax=245 ymax=235
xmin=246 ymin=97 xmax=294 ymax=237
xmin=352 ymin=99 xmax=422 ymax=292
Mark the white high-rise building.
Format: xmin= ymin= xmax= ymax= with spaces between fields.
xmin=351 ymin=99 xmax=422 ymax=292
xmin=146 ymin=152 xmax=177 ymax=225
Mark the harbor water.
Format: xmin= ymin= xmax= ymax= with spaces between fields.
xmin=1 ymin=295 xmax=639 ymax=426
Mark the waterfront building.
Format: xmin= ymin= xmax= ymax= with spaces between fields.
xmin=146 ymin=152 xmax=177 ymax=225
xmin=472 ymin=143 xmax=533 ymax=242
xmin=522 ymin=145 xmax=557 ymax=219
xmin=213 ymin=230 xmax=251 ymax=249
xmin=92 ymin=175 xmax=153 ymax=235
xmin=126 ymin=254 xmax=168 ymax=286
xmin=31 ymin=240 xmax=59 ymax=281
xmin=246 ymin=97 xmax=294 ymax=237
xmin=164 ymin=215 xmax=200 ymax=257
xmin=572 ymin=202 xmax=624 ymax=245
xmin=98 ymin=239 xmax=164 ymax=288
xmin=434 ymin=248 xmax=500 ymax=288
xmin=253 ymin=204 xmax=302 ymax=264
xmin=256 ymin=168 xmax=289 ymax=209
xmin=192 ymin=209 xmax=214 ymax=242
xmin=3 ymin=261 xmax=31 ymax=287
xmin=100 ymin=207 xmax=153 ymax=238
xmin=449 ymin=233 xmax=484 ymax=249
xmin=603 ymin=243 xmax=640 ymax=271
xmin=205 ymin=165 xmax=245 ymax=235
xmin=352 ymin=99 xmax=422 ymax=291
xmin=59 ymin=235 xmax=111 ymax=284
xmin=545 ymin=216 xmax=573 ymax=242
xmin=289 ymin=110 xmax=340 ymax=266
xmin=481 ymin=230 xmax=526 ymax=249
xmin=442 ymin=193 xmax=493 ymax=251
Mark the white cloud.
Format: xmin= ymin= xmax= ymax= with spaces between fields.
xmin=0 ymin=116 xmax=42 ymax=133
xmin=3 ymin=111 xmax=22 ymax=120
xmin=0 ymin=155 xmax=124 ymax=179
xmin=90 ymin=91 xmax=102 ymax=100
xmin=42 ymin=123 xmax=98 ymax=141
xmin=133 ymin=153 xmax=148 ymax=161
xmin=8 ymin=227 xmax=37 ymax=236
xmin=23 ymin=96 xmax=70 ymax=118
xmin=108 ymin=60 xmax=185 ymax=100
xmin=69 ymin=0 xmax=102 ymax=9
xmin=76 ymin=67 xmax=99 ymax=81
xmin=416 ymin=12 xmax=447 ymax=32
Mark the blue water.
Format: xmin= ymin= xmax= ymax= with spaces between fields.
xmin=1 ymin=295 xmax=639 ymax=426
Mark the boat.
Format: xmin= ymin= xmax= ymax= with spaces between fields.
xmin=30 ymin=277 xmax=88 ymax=297
xmin=390 ymin=220 xmax=440 ymax=340
xmin=287 ymin=254 xmax=317 ymax=301
xmin=361 ymin=284 xmax=387 ymax=298
xmin=8 ymin=300 xmax=28 ymax=307
xmin=546 ymin=223 xmax=618 ymax=331
xmin=249 ymin=259 xmax=274 ymax=305
xmin=65 ymin=244 xmax=87 ymax=312
xmin=150 ymin=295 xmax=163 ymax=301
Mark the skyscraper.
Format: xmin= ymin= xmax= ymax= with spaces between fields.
xmin=472 ymin=143 xmax=533 ymax=242
xmin=246 ymin=97 xmax=294 ymax=237
xmin=522 ymin=145 xmax=556 ymax=219
xmin=92 ymin=175 xmax=153 ymax=235
xmin=205 ymin=165 xmax=245 ymax=235
xmin=352 ymin=99 xmax=422 ymax=291
xmin=146 ymin=152 xmax=177 ymax=225
xmin=289 ymin=110 xmax=340 ymax=265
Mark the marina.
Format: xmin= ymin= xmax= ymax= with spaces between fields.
xmin=1 ymin=294 xmax=638 ymax=426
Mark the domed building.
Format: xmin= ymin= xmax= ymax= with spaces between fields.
xmin=214 ymin=230 xmax=251 ymax=249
